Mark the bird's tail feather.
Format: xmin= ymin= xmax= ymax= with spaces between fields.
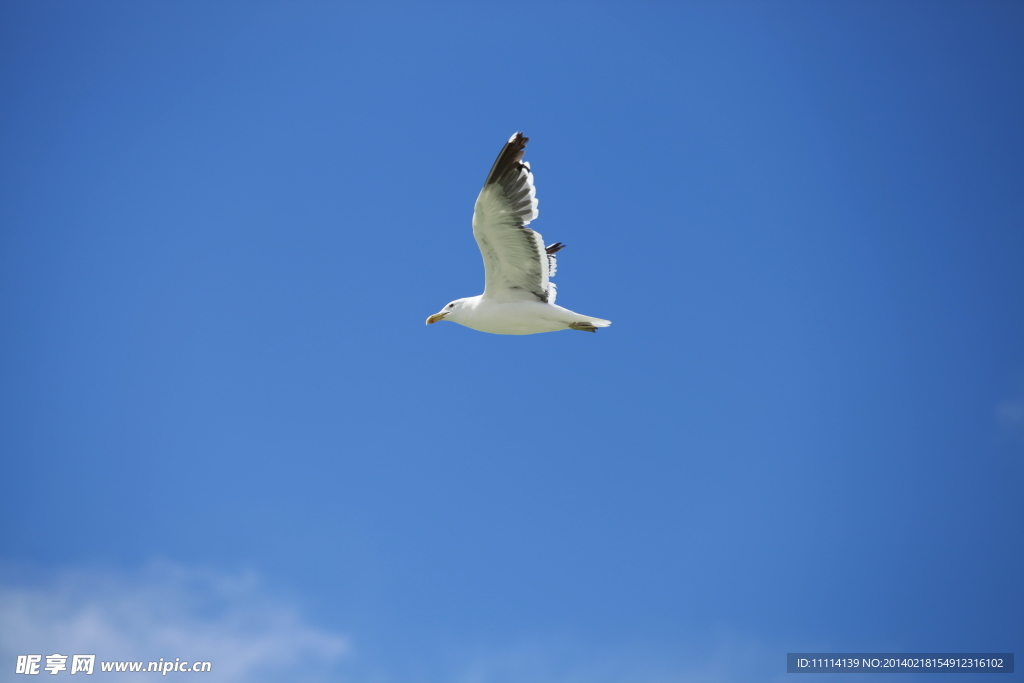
xmin=568 ymin=317 xmax=611 ymax=333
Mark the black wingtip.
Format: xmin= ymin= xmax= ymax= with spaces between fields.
xmin=483 ymin=132 xmax=529 ymax=186
xmin=545 ymin=242 xmax=565 ymax=255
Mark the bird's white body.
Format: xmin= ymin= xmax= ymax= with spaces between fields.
xmin=426 ymin=133 xmax=611 ymax=335
xmin=442 ymin=296 xmax=608 ymax=335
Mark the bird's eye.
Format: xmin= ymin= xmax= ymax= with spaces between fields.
xmin=448 ymin=303 xmax=454 ymax=308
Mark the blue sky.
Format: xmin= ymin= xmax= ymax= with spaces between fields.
xmin=1 ymin=2 xmax=1022 ymax=681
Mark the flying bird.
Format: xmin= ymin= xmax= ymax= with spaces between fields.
xmin=426 ymin=133 xmax=611 ymax=335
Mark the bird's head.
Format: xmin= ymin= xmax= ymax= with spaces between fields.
xmin=425 ymin=298 xmax=468 ymax=325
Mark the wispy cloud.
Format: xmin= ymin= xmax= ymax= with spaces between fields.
xmin=0 ymin=562 xmax=349 ymax=682
xmin=436 ymin=634 xmax=788 ymax=683
xmin=996 ymin=399 xmax=1024 ymax=427
xmin=997 ymin=385 xmax=1024 ymax=447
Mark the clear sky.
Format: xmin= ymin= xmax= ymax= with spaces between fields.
xmin=1 ymin=2 xmax=1022 ymax=682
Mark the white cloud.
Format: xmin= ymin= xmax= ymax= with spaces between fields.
xmin=0 ymin=562 xmax=349 ymax=682
xmin=0 ymin=563 xmax=834 ymax=683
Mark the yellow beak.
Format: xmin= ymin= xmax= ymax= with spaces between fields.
xmin=426 ymin=312 xmax=447 ymax=325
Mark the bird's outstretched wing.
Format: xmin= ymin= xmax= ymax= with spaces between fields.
xmin=472 ymin=132 xmax=560 ymax=304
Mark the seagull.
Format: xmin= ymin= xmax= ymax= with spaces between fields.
xmin=426 ymin=133 xmax=611 ymax=335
